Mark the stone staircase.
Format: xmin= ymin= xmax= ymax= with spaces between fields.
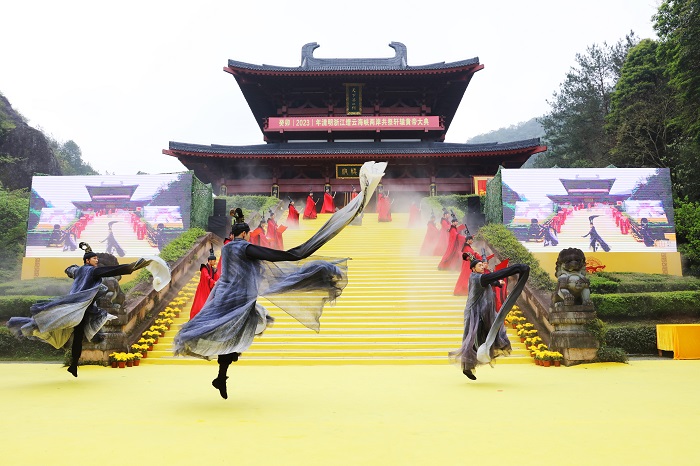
xmin=142 ymin=212 xmax=531 ymax=365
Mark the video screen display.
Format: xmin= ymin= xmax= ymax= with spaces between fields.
xmin=501 ymin=168 xmax=676 ymax=253
xmin=26 ymin=173 xmax=192 ymax=258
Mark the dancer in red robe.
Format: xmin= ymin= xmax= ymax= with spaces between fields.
xmin=408 ymin=201 xmax=421 ymax=227
xmin=420 ymin=213 xmax=440 ymax=255
xmin=249 ymin=222 xmax=269 ymax=247
xmin=320 ymin=189 xmax=337 ymax=213
xmin=377 ymin=192 xmax=392 ymax=222
xmin=303 ymin=191 xmax=318 ymax=219
xmin=438 ymin=216 xmax=467 ymax=271
xmin=286 ymin=200 xmax=300 ymax=229
xmin=190 ymin=249 xmax=220 ymax=319
xmin=267 ymin=212 xmax=280 ymax=249
xmin=350 ymin=186 xmax=358 ymax=200
xmin=433 ymin=209 xmax=451 ymax=256
xmin=454 ymin=236 xmax=482 ymax=295
xmin=493 ymin=259 xmax=510 ymax=311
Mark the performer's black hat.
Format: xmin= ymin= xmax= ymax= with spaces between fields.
xmin=466 ymin=235 xmax=473 ymax=241
xmin=231 ymin=222 xmax=250 ymax=236
xmin=470 ymin=259 xmax=482 ymax=270
xmin=79 ymin=242 xmax=97 ymax=261
xmin=207 ymin=247 xmax=216 ymax=262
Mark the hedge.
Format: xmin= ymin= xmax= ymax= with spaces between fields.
xmin=0 ymin=277 xmax=72 ymax=296
xmin=590 ymin=272 xmax=700 ymax=294
xmin=121 ymin=227 xmax=207 ymax=294
xmin=0 ymin=326 xmax=65 ymax=360
xmin=591 ymin=291 xmax=700 ymax=320
xmin=605 ymin=324 xmax=658 ymax=355
xmin=217 ymin=195 xmax=280 ymax=220
xmin=477 ymin=223 xmax=556 ymax=291
xmin=0 ymin=295 xmax=53 ymax=321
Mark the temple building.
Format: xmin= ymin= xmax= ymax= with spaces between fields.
xmin=164 ymin=42 xmax=546 ymax=207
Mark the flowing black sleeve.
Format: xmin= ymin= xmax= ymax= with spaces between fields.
xmin=480 ymin=264 xmax=529 ymax=287
xmin=93 ymin=259 xmax=151 ymax=278
xmin=244 ymin=244 xmax=304 ymax=262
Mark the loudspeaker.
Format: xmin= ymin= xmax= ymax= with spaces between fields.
xmin=467 ymin=196 xmax=481 ymax=214
xmin=213 ymin=198 xmax=227 ymax=216
xmin=208 ymin=216 xmax=229 ymax=239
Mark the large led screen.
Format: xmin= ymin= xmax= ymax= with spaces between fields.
xmin=26 ymin=173 xmax=192 ymax=258
xmin=501 ymin=168 xmax=676 ymax=253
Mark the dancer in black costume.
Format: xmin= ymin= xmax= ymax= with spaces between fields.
xmin=7 ymin=242 xmax=169 ymax=377
xmin=173 ymin=161 xmax=387 ymax=399
xmin=449 ymin=260 xmax=529 ymax=380
xmin=583 ymin=216 xmax=610 ymax=252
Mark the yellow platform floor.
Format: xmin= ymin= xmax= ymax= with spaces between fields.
xmin=1 ymin=360 xmax=699 ymax=465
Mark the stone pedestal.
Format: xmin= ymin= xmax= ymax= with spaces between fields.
xmin=549 ymin=304 xmax=599 ymax=365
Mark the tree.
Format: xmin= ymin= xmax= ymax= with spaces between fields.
xmin=536 ymin=34 xmax=638 ymax=168
xmin=653 ymin=0 xmax=700 ymax=202
xmin=49 ymin=138 xmax=99 ymax=176
xmin=606 ymin=40 xmax=679 ymax=168
xmin=0 ymin=184 xmax=29 ymax=280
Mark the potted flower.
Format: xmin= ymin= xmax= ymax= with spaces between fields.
xmin=517 ymin=329 xmax=527 ymax=343
xmin=550 ymin=351 xmax=563 ymax=367
xmin=132 ymin=352 xmax=142 ymax=366
xmin=108 ymin=352 xmax=119 ymax=368
xmin=115 ymin=352 xmax=128 ymax=368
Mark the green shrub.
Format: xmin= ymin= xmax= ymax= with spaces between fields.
xmin=0 ymin=326 xmax=66 ymax=361
xmin=420 ymin=194 xmax=481 ymax=221
xmin=0 ymin=277 xmax=72 ymax=296
xmin=121 ymin=227 xmax=207 ymax=294
xmin=595 ymin=346 xmax=628 ymax=363
xmin=0 ymin=295 xmax=53 ymax=321
xmin=591 ymin=291 xmax=700 ymax=320
xmin=589 ymin=274 xmax=620 ymax=294
xmin=592 ymin=271 xmax=700 ymax=293
xmin=477 ymin=223 xmax=556 ymax=291
xmin=218 ymin=195 xmax=280 ymax=220
xmin=605 ymin=324 xmax=657 ymax=354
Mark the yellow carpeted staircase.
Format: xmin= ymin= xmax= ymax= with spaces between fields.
xmin=143 ymin=212 xmax=531 ymax=365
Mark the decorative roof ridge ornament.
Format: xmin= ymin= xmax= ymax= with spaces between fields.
xmin=300 ymin=42 xmax=408 ymax=69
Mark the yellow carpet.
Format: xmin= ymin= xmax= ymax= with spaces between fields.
xmin=1 ymin=360 xmax=699 ymax=465
xmin=147 ymin=212 xmax=532 ymax=365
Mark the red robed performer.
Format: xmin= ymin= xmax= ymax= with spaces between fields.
xmin=408 ymin=201 xmax=421 ymax=227
xmin=454 ymin=235 xmax=489 ymax=295
xmin=492 ymin=259 xmax=510 ymax=311
xmin=286 ymin=201 xmax=300 ymax=228
xmin=433 ymin=210 xmax=451 ymax=256
xmin=190 ymin=249 xmax=220 ymax=319
xmin=350 ymin=186 xmax=358 ymax=200
xmin=249 ymin=222 xmax=269 ymax=247
xmin=420 ymin=214 xmax=440 ymax=255
xmin=303 ymin=191 xmax=318 ymax=219
xmin=266 ymin=212 xmax=282 ymax=249
xmin=320 ymin=190 xmax=336 ymax=213
xmin=377 ymin=192 xmax=392 ymax=222
xmin=437 ymin=216 xmax=467 ymax=271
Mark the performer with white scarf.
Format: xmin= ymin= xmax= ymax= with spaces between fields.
xmin=174 ymin=161 xmax=387 ymax=399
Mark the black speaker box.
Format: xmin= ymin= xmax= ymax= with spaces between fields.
xmin=208 ymin=216 xmax=229 ymax=239
xmin=467 ymin=196 xmax=481 ymax=214
xmin=213 ymin=198 xmax=227 ymax=216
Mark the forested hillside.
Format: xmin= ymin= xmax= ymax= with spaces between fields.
xmin=0 ymin=92 xmax=97 ymax=280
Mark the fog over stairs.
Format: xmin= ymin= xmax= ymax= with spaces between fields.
xmin=143 ymin=212 xmax=531 ymax=366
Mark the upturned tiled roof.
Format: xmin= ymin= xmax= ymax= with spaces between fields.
xmin=167 ymin=139 xmax=545 ymax=157
xmin=227 ymin=42 xmax=480 ymax=73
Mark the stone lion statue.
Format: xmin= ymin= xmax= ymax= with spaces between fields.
xmin=553 ymin=248 xmax=592 ymax=307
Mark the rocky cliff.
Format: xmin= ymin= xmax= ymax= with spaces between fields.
xmin=0 ymin=94 xmax=62 ymax=190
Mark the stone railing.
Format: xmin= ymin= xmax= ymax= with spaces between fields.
xmin=81 ymin=232 xmax=219 ymax=363
xmin=478 ymin=240 xmax=599 ymax=366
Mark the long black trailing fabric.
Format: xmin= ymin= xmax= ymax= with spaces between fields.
xmin=476 ymin=264 xmax=530 ymax=364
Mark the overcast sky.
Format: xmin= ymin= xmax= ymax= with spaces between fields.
xmin=1 ymin=0 xmax=660 ymax=175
